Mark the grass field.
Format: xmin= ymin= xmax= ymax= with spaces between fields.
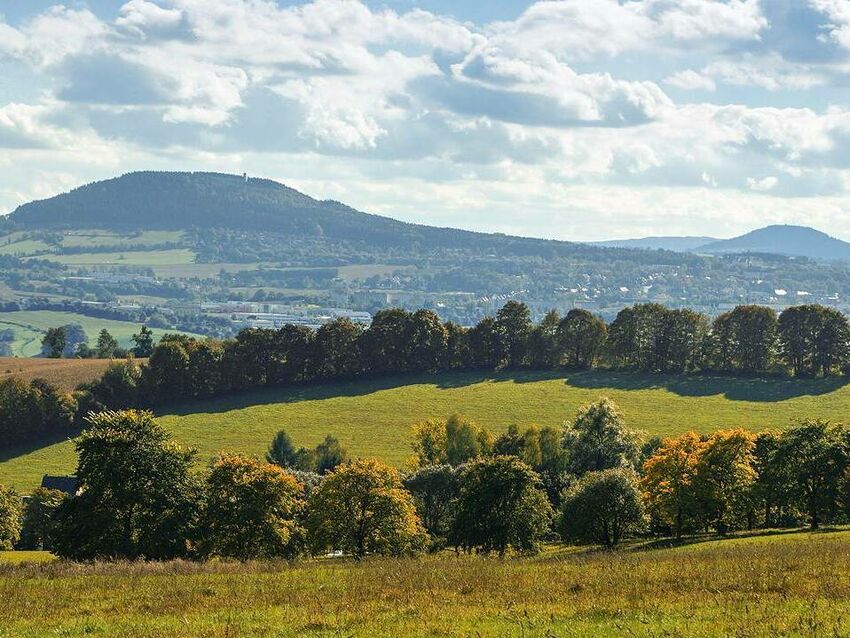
xmin=3 ymin=370 xmax=850 ymax=492
xmin=59 ymin=230 xmax=184 ymax=248
xmin=0 ymin=529 xmax=847 ymax=637
xmin=0 ymin=357 xmax=114 ymax=391
xmin=0 ymin=310 xmax=197 ymax=357
xmin=41 ymin=248 xmax=196 ymax=266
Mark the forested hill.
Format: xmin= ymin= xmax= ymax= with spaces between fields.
xmin=697 ymin=225 xmax=850 ymax=260
xmin=3 ymin=171 xmax=691 ymax=263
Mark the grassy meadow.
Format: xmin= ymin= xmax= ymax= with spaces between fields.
xmin=41 ymin=248 xmax=196 ymax=266
xmin=0 ymin=310 xmax=197 ymax=357
xmin=0 ymin=529 xmax=848 ymax=637
xmin=3 ymin=370 xmax=850 ymax=492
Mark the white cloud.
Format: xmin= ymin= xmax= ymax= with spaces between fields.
xmin=664 ymin=69 xmax=716 ymax=91
xmin=1 ymin=0 xmax=850 ymax=240
xmin=747 ymin=176 xmax=778 ymax=191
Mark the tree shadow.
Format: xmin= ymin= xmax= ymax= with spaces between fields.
xmin=0 ymin=427 xmax=82 ymax=463
xmin=628 ymin=526 xmax=846 ymax=553
xmin=563 ymin=370 xmax=850 ymax=402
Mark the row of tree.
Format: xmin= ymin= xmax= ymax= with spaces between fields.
xmin=3 ymin=399 xmax=848 ymax=559
xmin=63 ymin=302 xmax=850 ymax=416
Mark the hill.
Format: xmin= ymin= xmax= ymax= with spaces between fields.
xmin=591 ymin=236 xmax=717 ymax=251
xmin=5 ymin=171 xmax=637 ymax=260
xmin=3 ymin=369 xmax=849 ymax=492
xmin=2 ymin=529 xmax=848 ymax=636
xmin=696 ymin=224 xmax=850 ymax=260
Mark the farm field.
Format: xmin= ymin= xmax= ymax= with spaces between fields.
xmin=0 ymin=357 xmax=116 ymax=391
xmin=0 ymin=310 xmax=197 ymax=357
xmin=3 ymin=370 xmax=850 ymax=492
xmin=0 ymin=529 xmax=847 ymax=637
xmin=40 ymin=248 xmax=196 ymax=266
xmin=59 ymin=229 xmax=184 ymax=248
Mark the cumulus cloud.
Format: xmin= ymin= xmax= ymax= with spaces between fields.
xmin=0 ymin=0 xmax=849 ymax=239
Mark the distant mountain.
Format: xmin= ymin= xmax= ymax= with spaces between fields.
xmin=695 ymin=225 xmax=850 ymax=261
xmin=591 ymin=236 xmax=717 ymax=252
xmin=2 ymin=171 xmax=692 ymax=263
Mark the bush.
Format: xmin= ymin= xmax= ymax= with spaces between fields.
xmin=450 ymin=456 xmax=552 ymax=555
xmin=19 ymin=488 xmax=67 ymax=551
xmin=0 ymin=486 xmax=23 ymax=550
xmin=199 ymin=454 xmax=305 ymax=560
xmin=306 ymin=459 xmax=426 ymax=559
xmin=561 ymin=467 xmax=646 ymax=547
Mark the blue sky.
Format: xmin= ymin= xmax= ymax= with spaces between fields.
xmin=1 ymin=0 xmax=850 ymax=240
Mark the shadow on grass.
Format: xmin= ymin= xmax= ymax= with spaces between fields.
xmin=0 ymin=427 xmax=81 ymax=463
xmin=153 ymin=369 xmax=568 ymax=418
xmin=563 ymin=370 xmax=850 ymax=402
xmin=152 ymin=368 xmax=850 ymax=419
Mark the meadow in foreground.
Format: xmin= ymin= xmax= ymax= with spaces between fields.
xmin=4 ymin=368 xmax=850 ymax=492
xmin=1 ymin=529 xmax=848 ymax=638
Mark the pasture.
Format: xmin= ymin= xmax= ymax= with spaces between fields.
xmin=0 ymin=529 xmax=847 ymax=637
xmin=41 ymin=248 xmax=196 ymax=266
xmin=2 ymin=370 xmax=850 ymax=492
xmin=0 ymin=310 xmax=196 ymax=357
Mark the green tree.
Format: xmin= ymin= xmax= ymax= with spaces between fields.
xmin=309 ymin=317 xmax=362 ymax=379
xmin=19 ymin=487 xmax=67 ymax=551
xmin=409 ymin=309 xmax=448 ymax=372
xmin=267 ymin=429 xmax=300 ymax=468
xmin=0 ymin=485 xmax=23 ymax=550
xmin=95 ymin=329 xmax=119 ymax=359
xmin=0 ymin=377 xmax=76 ymax=447
xmin=403 ymin=464 xmax=458 ymax=547
xmin=132 ymin=325 xmax=155 ymax=357
xmin=360 ymin=308 xmax=413 ymax=375
xmin=709 ymin=305 xmax=777 ymax=373
xmin=83 ymin=359 xmax=142 ymax=410
xmin=445 ymin=414 xmax=493 ymax=466
xmin=199 ymin=454 xmax=305 ymax=560
xmin=563 ymin=398 xmax=642 ymax=475
xmin=306 ymin=459 xmax=426 ymax=559
xmin=142 ymin=340 xmax=189 ymax=400
xmin=494 ymin=301 xmax=532 ymax=368
xmin=52 ymin=410 xmax=199 ymax=560
xmin=526 ymin=310 xmax=561 ymax=369
xmin=557 ymin=309 xmax=607 ymax=369
xmin=42 ymin=326 xmax=67 ymax=358
xmin=450 ymin=456 xmax=552 ymax=555
xmin=313 ymin=435 xmax=348 ymax=474
xmin=561 ymin=467 xmax=645 ymax=547
xmin=775 ymin=420 xmax=848 ymax=529
xmin=467 ymin=316 xmax=500 ymax=369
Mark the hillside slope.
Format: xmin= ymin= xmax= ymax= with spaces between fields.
xmin=3 ymin=171 xmax=693 ymax=263
xmin=697 ymin=224 xmax=850 ymax=260
xmin=3 ymin=370 xmax=849 ymax=492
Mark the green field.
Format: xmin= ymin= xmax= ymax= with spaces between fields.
xmin=41 ymin=248 xmax=196 ymax=266
xmin=0 ymin=310 xmax=197 ymax=357
xmin=3 ymin=370 xmax=850 ymax=492
xmin=0 ymin=529 xmax=847 ymax=637
xmin=59 ymin=230 xmax=184 ymax=248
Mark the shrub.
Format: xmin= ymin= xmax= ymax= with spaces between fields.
xmin=199 ymin=454 xmax=305 ymax=560
xmin=306 ymin=459 xmax=426 ymax=559
xmin=561 ymin=467 xmax=646 ymax=548
xmin=450 ymin=456 xmax=552 ymax=555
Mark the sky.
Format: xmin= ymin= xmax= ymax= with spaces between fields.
xmin=1 ymin=1 xmax=850 ymax=241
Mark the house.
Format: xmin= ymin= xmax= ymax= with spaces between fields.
xmin=40 ymin=475 xmax=79 ymax=495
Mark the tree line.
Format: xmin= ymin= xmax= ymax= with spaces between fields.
xmin=3 ymin=300 xmax=850 ymax=447
xmin=2 ymin=399 xmax=848 ymax=559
